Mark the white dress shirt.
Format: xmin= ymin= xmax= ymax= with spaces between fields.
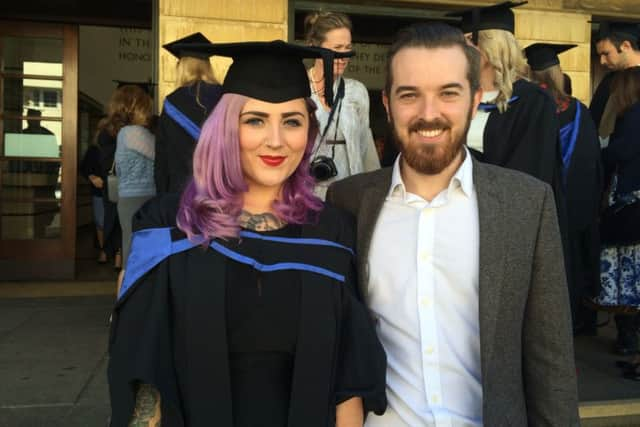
xmin=365 ymin=150 xmax=482 ymax=427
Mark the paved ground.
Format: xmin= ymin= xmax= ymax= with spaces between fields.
xmin=0 ymin=293 xmax=639 ymax=426
xmin=0 ymin=296 xmax=112 ymax=427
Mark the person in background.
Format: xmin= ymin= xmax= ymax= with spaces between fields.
xmin=590 ymin=22 xmax=640 ymax=134
xmin=154 ymin=32 xmax=223 ymax=194
xmin=449 ymin=1 xmax=574 ymax=328
xmin=108 ymin=40 xmax=386 ymax=427
xmin=114 ymin=84 xmax=156 ymax=293
xmin=593 ymin=67 xmax=640 ymax=379
xmin=563 ymin=72 xmax=573 ymax=96
xmin=525 ymin=42 xmax=604 ymax=334
xmin=79 ymin=136 xmax=107 ymax=263
xmin=591 ymin=22 xmax=640 ymax=356
xmin=96 ymin=89 xmax=131 ymax=271
xmin=23 ymin=108 xmax=54 ymax=135
xmin=304 ymin=10 xmax=380 ymax=199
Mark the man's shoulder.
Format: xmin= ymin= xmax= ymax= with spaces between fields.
xmin=330 ymin=167 xmax=392 ymax=193
xmin=475 ymin=160 xmax=550 ymax=196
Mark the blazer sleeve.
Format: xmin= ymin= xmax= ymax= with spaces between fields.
xmin=523 ymin=184 xmax=580 ymax=426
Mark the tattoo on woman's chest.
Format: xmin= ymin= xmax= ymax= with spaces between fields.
xmin=239 ymin=210 xmax=286 ymax=231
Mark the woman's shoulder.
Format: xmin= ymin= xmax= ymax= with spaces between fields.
xmin=118 ymin=124 xmax=153 ymax=141
xmin=305 ymin=203 xmax=356 ymax=249
xmin=344 ymin=78 xmax=368 ymax=96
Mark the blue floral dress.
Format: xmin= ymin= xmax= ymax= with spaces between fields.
xmin=594 ymin=175 xmax=640 ymax=311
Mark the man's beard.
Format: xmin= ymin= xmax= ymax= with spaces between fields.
xmin=390 ymin=108 xmax=473 ymax=175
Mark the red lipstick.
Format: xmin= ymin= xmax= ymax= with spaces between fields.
xmin=259 ymin=156 xmax=286 ymax=166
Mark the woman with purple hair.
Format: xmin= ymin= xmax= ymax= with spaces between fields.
xmin=108 ymin=41 xmax=386 ymax=427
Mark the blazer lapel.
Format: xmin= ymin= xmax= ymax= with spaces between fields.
xmin=356 ymin=170 xmax=391 ymax=301
xmin=473 ymin=160 xmax=507 ymax=379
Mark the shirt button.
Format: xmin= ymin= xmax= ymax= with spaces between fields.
xmin=421 ymin=297 xmax=431 ymax=307
xmin=420 ymin=251 xmax=430 ymax=262
xmin=424 ymin=345 xmax=434 ymax=355
xmin=432 ymin=394 xmax=440 ymax=404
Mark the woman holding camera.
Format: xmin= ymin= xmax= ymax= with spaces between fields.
xmin=305 ymin=11 xmax=380 ymax=199
xmin=108 ymin=41 xmax=386 ymax=426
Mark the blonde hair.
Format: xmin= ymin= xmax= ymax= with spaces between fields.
xmin=100 ymin=85 xmax=152 ymax=136
xmin=176 ymin=57 xmax=217 ymax=87
xmin=304 ymin=10 xmax=352 ymax=46
xmin=478 ymin=29 xmax=528 ymax=113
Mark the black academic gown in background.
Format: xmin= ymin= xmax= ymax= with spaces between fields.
xmin=97 ymin=129 xmax=121 ymax=257
xmin=108 ymin=194 xmax=387 ymax=427
xmin=475 ymin=79 xmax=571 ymax=282
xmin=154 ymin=82 xmax=223 ymax=194
xmin=560 ymin=98 xmax=604 ymax=316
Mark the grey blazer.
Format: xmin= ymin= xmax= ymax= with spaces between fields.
xmin=326 ymin=159 xmax=580 ymax=427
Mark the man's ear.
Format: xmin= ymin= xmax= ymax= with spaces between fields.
xmin=620 ymin=40 xmax=632 ymax=52
xmin=382 ymin=90 xmax=391 ymax=122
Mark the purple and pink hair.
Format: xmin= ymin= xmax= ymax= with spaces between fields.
xmin=177 ymin=93 xmax=323 ymax=242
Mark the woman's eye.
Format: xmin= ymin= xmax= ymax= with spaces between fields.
xmin=243 ymin=117 xmax=263 ymax=126
xmin=284 ymin=119 xmax=302 ymax=127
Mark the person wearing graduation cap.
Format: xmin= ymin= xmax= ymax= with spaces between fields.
xmin=525 ymin=43 xmax=604 ymax=334
xmin=448 ymin=2 xmax=563 ymax=192
xmin=154 ymin=32 xmax=223 ymax=194
xmin=591 ymin=21 xmax=640 ymax=135
xmin=107 ymin=40 xmax=387 ymax=427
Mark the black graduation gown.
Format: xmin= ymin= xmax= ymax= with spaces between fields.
xmin=561 ymin=99 xmax=604 ymax=305
xmin=154 ymin=82 xmax=223 ymax=194
xmin=108 ymin=194 xmax=387 ymax=427
xmin=97 ymin=129 xmax=121 ymax=256
xmin=479 ymin=79 xmax=562 ymax=189
xmin=589 ymin=72 xmax=616 ymax=130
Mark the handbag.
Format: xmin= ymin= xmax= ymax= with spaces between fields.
xmin=600 ymin=176 xmax=640 ymax=246
xmin=106 ymin=159 xmax=119 ymax=203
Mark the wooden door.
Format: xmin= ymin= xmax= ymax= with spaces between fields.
xmin=0 ymin=21 xmax=78 ymax=279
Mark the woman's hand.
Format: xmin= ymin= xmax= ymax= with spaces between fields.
xmin=336 ymin=397 xmax=363 ymax=427
xmin=88 ymin=175 xmax=104 ymax=189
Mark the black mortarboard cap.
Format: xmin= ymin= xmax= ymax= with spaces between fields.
xmin=524 ymin=43 xmax=576 ymax=71
xmin=447 ymin=1 xmax=527 ymax=44
xmin=112 ymin=80 xmax=156 ymax=96
xmin=594 ymin=21 xmax=640 ymax=43
xmin=162 ymin=32 xmax=213 ymax=60
xmin=168 ymin=40 xmax=355 ymax=107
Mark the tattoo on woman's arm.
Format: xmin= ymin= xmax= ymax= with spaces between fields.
xmin=239 ymin=210 xmax=286 ymax=231
xmin=129 ymin=383 xmax=161 ymax=427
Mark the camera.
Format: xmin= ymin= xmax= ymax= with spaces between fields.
xmin=310 ymin=156 xmax=338 ymax=181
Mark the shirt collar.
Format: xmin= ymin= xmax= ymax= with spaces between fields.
xmin=388 ymin=147 xmax=474 ymax=201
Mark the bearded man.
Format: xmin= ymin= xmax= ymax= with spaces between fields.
xmin=327 ymin=22 xmax=579 ymax=427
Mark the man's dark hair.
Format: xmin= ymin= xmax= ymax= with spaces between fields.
xmin=384 ymin=22 xmax=481 ymax=96
xmin=600 ymin=33 xmax=640 ymax=52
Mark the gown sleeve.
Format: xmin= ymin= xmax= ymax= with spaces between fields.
xmin=332 ymin=211 xmax=387 ymax=415
xmin=108 ymin=195 xmax=184 ymax=426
